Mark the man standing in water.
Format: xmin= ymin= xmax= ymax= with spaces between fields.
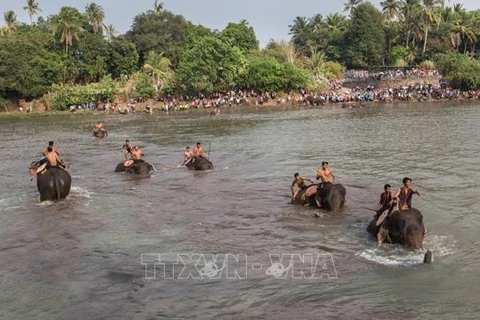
xmin=393 ymin=177 xmax=420 ymax=210
xmin=315 ymin=161 xmax=336 ymax=186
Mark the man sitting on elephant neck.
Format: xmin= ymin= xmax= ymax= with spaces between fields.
xmin=193 ymin=142 xmax=208 ymax=159
xmin=43 ymin=141 xmax=59 ymax=157
xmin=374 ymin=184 xmax=393 ymax=219
xmin=122 ymin=140 xmax=133 ymax=160
xmin=316 ymin=162 xmax=336 ymax=187
xmin=291 ymin=173 xmax=314 ymax=204
xmin=95 ymin=121 xmax=105 ymax=132
xmin=184 ymin=146 xmax=194 ymax=165
xmin=131 ymin=146 xmax=144 ymax=161
xmin=393 ymin=177 xmax=420 ymax=210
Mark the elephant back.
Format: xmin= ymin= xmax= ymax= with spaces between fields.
xmin=37 ymin=167 xmax=72 ymax=201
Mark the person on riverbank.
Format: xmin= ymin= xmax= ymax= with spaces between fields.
xmin=374 ymin=184 xmax=393 ymax=219
xmin=315 ymin=162 xmax=336 ymax=187
xmin=393 ymin=177 xmax=420 ymax=210
xmin=122 ymin=140 xmax=133 ymax=160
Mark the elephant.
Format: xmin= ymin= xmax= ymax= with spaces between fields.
xmin=291 ymin=183 xmax=346 ymax=212
xmin=93 ymin=129 xmax=108 ymax=138
xmin=303 ymin=95 xmax=325 ymax=106
xmin=29 ymin=163 xmax=71 ymax=202
xmin=115 ymin=159 xmax=154 ymax=175
xmin=186 ymin=156 xmax=213 ymax=171
xmin=366 ymin=207 xmax=426 ymax=249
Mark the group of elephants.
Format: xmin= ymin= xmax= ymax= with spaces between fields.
xmin=291 ymin=180 xmax=430 ymax=262
xmin=30 ymin=129 xmax=214 ymax=201
xmin=29 ymin=128 xmax=430 ymax=262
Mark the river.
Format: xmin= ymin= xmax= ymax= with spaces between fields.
xmin=0 ymin=102 xmax=479 ymax=319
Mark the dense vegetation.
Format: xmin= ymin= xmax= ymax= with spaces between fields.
xmin=1 ymin=0 xmax=480 ymax=109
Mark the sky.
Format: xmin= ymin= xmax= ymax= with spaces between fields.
xmin=1 ymin=0 xmax=480 ymax=46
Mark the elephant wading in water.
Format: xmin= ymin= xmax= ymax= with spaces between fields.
xmin=186 ymin=156 xmax=213 ymax=171
xmin=366 ymin=205 xmax=427 ymax=249
xmin=291 ymin=183 xmax=346 ymax=211
xmin=115 ymin=159 xmax=154 ymax=175
xmin=29 ymin=163 xmax=71 ymax=202
xmin=93 ymin=129 xmax=108 ymax=138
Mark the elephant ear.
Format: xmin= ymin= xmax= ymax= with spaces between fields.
xmin=376 ymin=210 xmax=389 ymax=227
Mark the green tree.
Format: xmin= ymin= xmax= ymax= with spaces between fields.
xmin=175 ymin=36 xmax=247 ymax=94
xmin=23 ymin=0 xmax=42 ymax=25
xmin=0 ymin=29 xmax=62 ymax=99
xmin=126 ymin=9 xmax=189 ymax=66
xmin=219 ymin=20 xmax=259 ymax=53
xmin=343 ymin=2 xmax=387 ymax=68
xmin=106 ymin=38 xmax=139 ymax=79
xmin=143 ymin=51 xmax=173 ymax=92
xmin=435 ymin=52 xmax=480 ymax=90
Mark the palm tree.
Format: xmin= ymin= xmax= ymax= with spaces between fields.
xmin=381 ymin=0 xmax=401 ymax=21
xmin=53 ymin=13 xmax=84 ymax=53
xmin=308 ymin=14 xmax=324 ymax=32
xmin=326 ymin=13 xmax=348 ymax=33
xmin=23 ymin=0 xmax=42 ymax=25
xmin=279 ymin=41 xmax=300 ymax=65
xmin=450 ymin=13 xmax=477 ymax=54
xmin=417 ymin=0 xmax=442 ymax=56
xmin=2 ymin=11 xmax=19 ymax=35
xmin=143 ymin=51 xmax=173 ymax=91
xmin=288 ymin=16 xmax=313 ymax=53
xmin=400 ymin=0 xmax=421 ymax=47
xmin=344 ymin=0 xmax=363 ymax=17
xmin=153 ymin=0 xmax=163 ymax=13
xmin=85 ymin=3 xmax=106 ymax=34
xmin=105 ymin=24 xmax=116 ymax=41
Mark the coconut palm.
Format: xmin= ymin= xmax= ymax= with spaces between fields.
xmin=53 ymin=12 xmax=84 ymax=53
xmin=417 ymin=0 xmax=443 ymax=56
xmin=2 ymin=11 xmax=19 ymax=35
xmin=288 ymin=16 xmax=313 ymax=53
xmin=85 ymin=2 xmax=106 ymax=34
xmin=344 ymin=0 xmax=363 ymax=17
xmin=105 ymin=24 xmax=116 ymax=41
xmin=450 ymin=14 xmax=477 ymax=53
xmin=153 ymin=0 xmax=163 ymax=13
xmin=23 ymin=0 xmax=42 ymax=25
xmin=381 ymin=0 xmax=401 ymax=21
xmin=400 ymin=0 xmax=421 ymax=47
xmin=143 ymin=51 xmax=173 ymax=91
xmin=308 ymin=14 xmax=324 ymax=32
xmin=326 ymin=13 xmax=348 ymax=33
